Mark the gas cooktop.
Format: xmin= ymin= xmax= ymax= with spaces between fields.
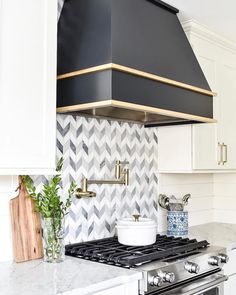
xmin=65 ymin=235 xmax=209 ymax=268
xmin=66 ymin=235 xmax=229 ymax=295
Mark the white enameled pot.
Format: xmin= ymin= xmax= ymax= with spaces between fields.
xmin=116 ymin=216 xmax=157 ymax=246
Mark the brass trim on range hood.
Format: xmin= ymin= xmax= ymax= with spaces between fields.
xmin=57 ymin=63 xmax=217 ymax=97
xmin=56 ymin=99 xmax=217 ymax=124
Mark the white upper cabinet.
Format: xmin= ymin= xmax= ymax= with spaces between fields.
xmin=0 ymin=0 xmax=57 ymax=174
xmin=218 ymin=60 xmax=236 ymax=169
xmin=158 ymin=21 xmax=236 ymax=172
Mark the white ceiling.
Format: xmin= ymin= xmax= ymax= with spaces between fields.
xmin=165 ymin=0 xmax=236 ymax=42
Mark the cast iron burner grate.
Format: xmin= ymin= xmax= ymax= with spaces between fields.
xmin=65 ymin=235 xmax=209 ymax=267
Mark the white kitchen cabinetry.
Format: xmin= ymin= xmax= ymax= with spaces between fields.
xmin=93 ymin=281 xmax=138 ymax=295
xmin=224 ymin=249 xmax=236 ymax=294
xmin=224 ymin=275 xmax=236 ymax=295
xmin=158 ymin=124 xmax=220 ymax=172
xmin=158 ymin=21 xmax=236 ymax=172
xmin=64 ymin=281 xmax=139 ymax=295
xmin=0 ymin=0 xmax=57 ymax=174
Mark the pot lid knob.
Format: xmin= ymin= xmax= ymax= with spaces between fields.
xmin=133 ymin=214 xmax=140 ymax=222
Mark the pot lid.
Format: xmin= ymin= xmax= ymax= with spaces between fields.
xmin=117 ymin=215 xmax=156 ymax=226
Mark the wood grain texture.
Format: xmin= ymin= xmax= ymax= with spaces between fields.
xmin=10 ymin=177 xmax=43 ymax=263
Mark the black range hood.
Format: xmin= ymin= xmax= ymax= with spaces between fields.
xmin=57 ymin=0 xmax=216 ymax=126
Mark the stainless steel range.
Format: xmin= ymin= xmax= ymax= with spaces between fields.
xmin=65 ymin=235 xmax=229 ymax=295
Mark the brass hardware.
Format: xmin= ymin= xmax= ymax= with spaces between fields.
xmin=217 ymin=142 xmax=228 ymax=165
xmin=222 ymin=143 xmax=228 ymax=165
xmin=133 ymin=214 xmax=140 ymax=222
xmin=75 ymin=161 xmax=129 ymax=199
xmin=124 ymin=169 xmax=129 ymax=186
xmin=75 ymin=178 xmax=97 ymax=198
xmin=57 ymin=64 xmax=112 ymax=80
xmin=75 ymin=188 xmax=96 ymax=199
xmin=225 ymin=144 xmax=228 ymax=164
xmin=218 ymin=142 xmax=223 ymax=165
xmin=115 ymin=161 xmax=121 ymax=179
xmin=57 ymin=100 xmax=217 ymax=124
xmin=115 ymin=160 xmax=129 ymax=180
xmin=57 ymin=63 xmax=217 ymax=97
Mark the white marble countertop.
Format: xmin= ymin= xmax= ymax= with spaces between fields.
xmin=1 ymin=222 xmax=236 ymax=295
xmin=188 ymin=222 xmax=236 ymax=251
xmin=0 ymin=256 xmax=142 ymax=295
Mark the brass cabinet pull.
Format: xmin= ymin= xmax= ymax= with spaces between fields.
xmin=218 ymin=142 xmax=223 ymax=165
xmin=222 ymin=143 xmax=228 ymax=165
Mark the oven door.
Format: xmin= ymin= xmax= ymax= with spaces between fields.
xmin=153 ymin=273 xmax=227 ymax=295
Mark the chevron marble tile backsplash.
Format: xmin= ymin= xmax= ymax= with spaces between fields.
xmin=34 ymin=115 xmax=159 ymax=244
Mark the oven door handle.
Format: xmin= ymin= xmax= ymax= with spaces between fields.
xmin=158 ymin=274 xmax=228 ymax=295
xmin=191 ymin=275 xmax=227 ymax=295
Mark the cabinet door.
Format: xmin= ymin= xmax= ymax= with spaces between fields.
xmin=93 ymin=281 xmax=138 ymax=295
xmin=0 ymin=0 xmax=57 ymax=174
xmin=94 ymin=285 xmax=124 ymax=295
xmin=224 ymin=249 xmax=236 ymax=276
xmin=158 ymin=125 xmax=192 ymax=172
xmin=193 ymin=123 xmax=219 ymax=170
xmin=224 ymin=249 xmax=236 ymax=295
xmin=218 ymin=60 xmax=236 ymax=169
xmin=224 ymin=275 xmax=236 ymax=295
xmin=191 ymin=41 xmax=220 ymax=170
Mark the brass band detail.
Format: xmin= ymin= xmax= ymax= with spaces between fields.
xmin=56 ymin=99 xmax=217 ymax=123
xmin=57 ymin=63 xmax=217 ymax=97
xmin=57 ymin=64 xmax=112 ymax=80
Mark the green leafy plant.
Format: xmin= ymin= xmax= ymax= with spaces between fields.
xmin=22 ymin=158 xmax=76 ymax=219
xmin=21 ymin=158 xmax=77 ymax=262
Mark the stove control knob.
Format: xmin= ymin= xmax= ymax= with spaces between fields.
xmin=208 ymin=256 xmax=222 ymax=266
xmin=148 ymin=275 xmax=163 ymax=287
xmin=162 ymin=272 xmax=175 ymax=283
xmin=185 ymin=261 xmax=200 ymax=274
xmin=218 ymin=253 xmax=229 ymax=264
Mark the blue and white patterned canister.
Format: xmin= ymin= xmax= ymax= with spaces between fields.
xmin=167 ymin=211 xmax=188 ymax=237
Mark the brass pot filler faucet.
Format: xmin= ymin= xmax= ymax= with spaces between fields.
xmin=75 ymin=160 xmax=129 ymax=199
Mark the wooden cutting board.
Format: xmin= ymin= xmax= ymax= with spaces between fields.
xmin=10 ymin=176 xmax=43 ymax=262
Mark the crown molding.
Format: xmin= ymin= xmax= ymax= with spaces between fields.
xmin=182 ymin=19 xmax=236 ymax=54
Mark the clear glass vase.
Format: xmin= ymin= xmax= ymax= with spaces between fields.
xmin=41 ymin=217 xmax=65 ymax=263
